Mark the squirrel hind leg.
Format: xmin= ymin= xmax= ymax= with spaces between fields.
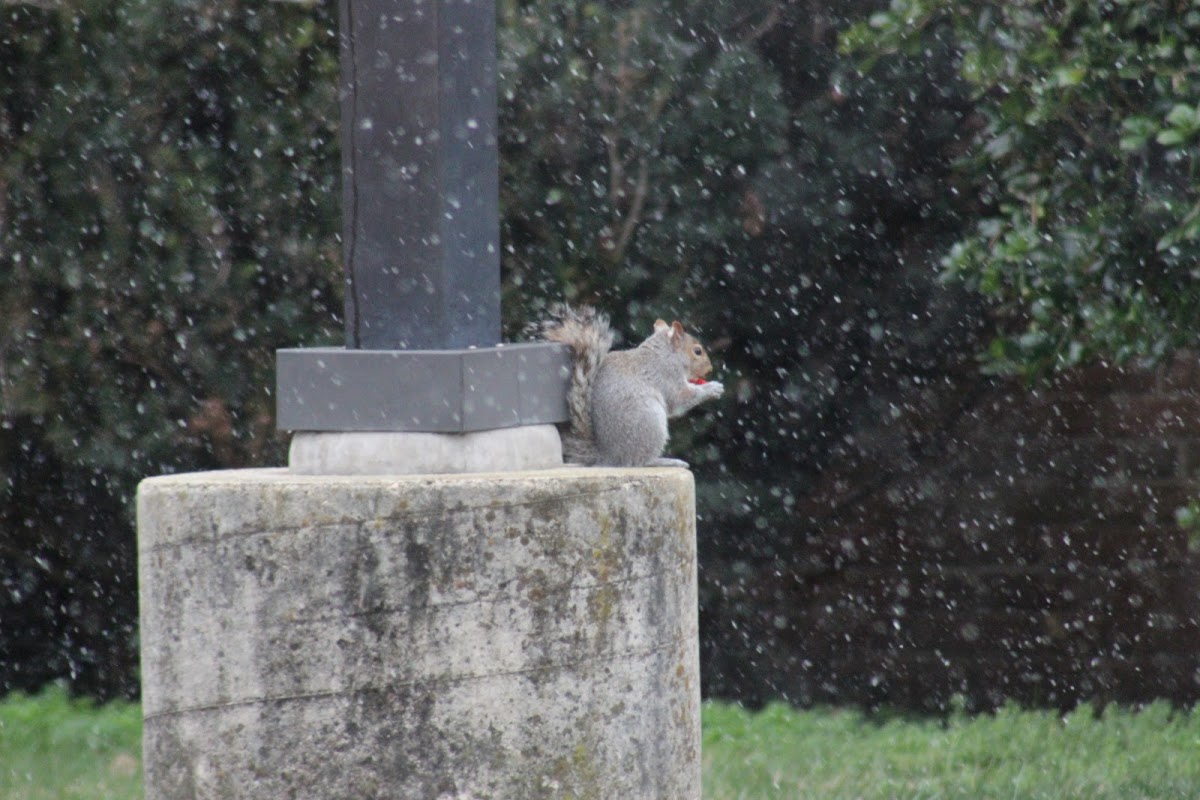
xmin=592 ymin=396 xmax=669 ymax=467
xmin=648 ymin=457 xmax=689 ymax=468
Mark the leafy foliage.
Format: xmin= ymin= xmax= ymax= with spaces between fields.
xmin=844 ymin=0 xmax=1200 ymax=377
xmin=497 ymin=0 xmax=788 ymax=332
xmin=1 ymin=0 xmax=1070 ymax=706
xmin=1 ymin=0 xmax=342 ymax=698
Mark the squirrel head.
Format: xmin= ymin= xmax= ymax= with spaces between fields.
xmin=653 ymin=318 xmax=713 ymax=379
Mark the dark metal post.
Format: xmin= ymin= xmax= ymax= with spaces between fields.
xmin=340 ymin=0 xmax=500 ymax=350
xmin=276 ymin=0 xmax=568 ymax=435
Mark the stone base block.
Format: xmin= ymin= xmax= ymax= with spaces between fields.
xmin=288 ymin=424 xmax=563 ymax=475
xmin=137 ymin=467 xmax=699 ymax=800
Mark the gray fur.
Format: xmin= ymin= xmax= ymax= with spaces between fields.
xmin=537 ymin=305 xmax=724 ymax=467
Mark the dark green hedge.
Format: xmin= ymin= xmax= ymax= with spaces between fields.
xmin=2 ymin=1 xmax=343 ymax=698
xmin=845 ymin=0 xmax=1200 ymax=377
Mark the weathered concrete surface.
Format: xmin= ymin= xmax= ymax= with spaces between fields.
xmin=138 ymin=467 xmax=699 ymax=800
xmin=288 ymin=425 xmax=563 ymax=475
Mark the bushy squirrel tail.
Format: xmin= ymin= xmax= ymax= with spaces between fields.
xmin=530 ymin=304 xmax=612 ymax=464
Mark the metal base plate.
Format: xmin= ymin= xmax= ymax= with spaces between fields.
xmin=276 ymin=342 xmax=570 ymax=433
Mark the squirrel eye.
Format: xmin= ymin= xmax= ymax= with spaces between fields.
xmin=693 ymin=346 xmax=703 ymax=356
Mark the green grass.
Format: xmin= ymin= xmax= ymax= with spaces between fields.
xmin=0 ymin=686 xmax=141 ymax=800
xmin=4 ymin=689 xmax=1200 ymax=799
xmin=702 ymin=700 xmax=1200 ymax=799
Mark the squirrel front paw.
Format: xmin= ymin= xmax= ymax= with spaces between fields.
xmin=701 ymin=380 xmax=724 ymax=399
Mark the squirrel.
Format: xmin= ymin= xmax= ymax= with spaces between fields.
xmin=533 ymin=304 xmax=725 ymax=467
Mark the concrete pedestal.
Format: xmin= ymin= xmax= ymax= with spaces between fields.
xmin=137 ymin=468 xmax=700 ymax=800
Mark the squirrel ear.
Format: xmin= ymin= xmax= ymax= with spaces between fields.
xmin=671 ymin=320 xmax=685 ymax=337
xmin=654 ymin=319 xmax=669 ymax=334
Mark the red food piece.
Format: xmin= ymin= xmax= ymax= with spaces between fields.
xmin=689 ymin=378 xmax=707 ymax=385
